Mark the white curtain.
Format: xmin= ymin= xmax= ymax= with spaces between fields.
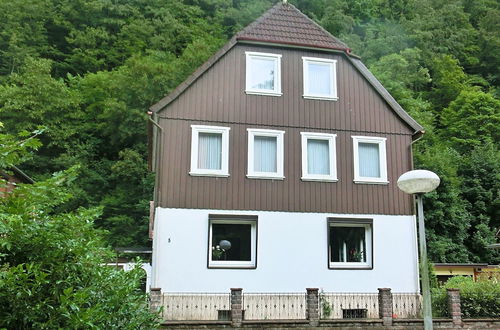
xmin=198 ymin=133 xmax=222 ymax=169
xmin=307 ymin=139 xmax=329 ymax=175
xmin=254 ymin=136 xmax=277 ymax=172
xmin=251 ymin=58 xmax=275 ymax=90
xmin=308 ymin=62 xmax=331 ymax=95
xmin=359 ymin=143 xmax=380 ymax=177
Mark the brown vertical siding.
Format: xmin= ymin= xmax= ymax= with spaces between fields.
xmin=156 ymin=44 xmax=416 ymax=215
xmin=161 ymin=45 xmax=414 ymax=135
xmin=159 ymin=120 xmax=414 ymax=215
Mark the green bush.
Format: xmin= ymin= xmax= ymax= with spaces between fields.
xmin=0 ymin=168 xmax=160 ymax=329
xmin=432 ymin=276 xmax=500 ymax=318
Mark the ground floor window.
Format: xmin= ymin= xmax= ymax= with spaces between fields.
xmin=328 ymin=218 xmax=373 ymax=269
xmin=208 ymin=215 xmax=257 ymax=269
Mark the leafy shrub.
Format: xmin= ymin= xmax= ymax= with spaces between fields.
xmin=0 ymin=169 xmax=160 ymax=329
xmin=432 ymin=276 xmax=500 ymax=318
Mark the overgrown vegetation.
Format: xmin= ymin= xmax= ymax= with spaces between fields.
xmin=0 ymin=0 xmax=498 ymax=264
xmin=432 ymin=277 xmax=500 ymax=318
xmin=0 ymin=130 xmax=159 ymax=328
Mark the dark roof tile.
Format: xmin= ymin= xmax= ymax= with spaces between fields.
xmin=237 ymin=2 xmax=350 ymax=52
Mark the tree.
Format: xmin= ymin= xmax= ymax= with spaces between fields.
xmin=440 ymin=90 xmax=500 ymax=152
xmin=0 ymin=137 xmax=159 ymax=328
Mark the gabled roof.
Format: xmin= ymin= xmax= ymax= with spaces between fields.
xmin=236 ymin=2 xmax=350 ymax=53
xmin=149 ymin=2 xmax=424 ymax=136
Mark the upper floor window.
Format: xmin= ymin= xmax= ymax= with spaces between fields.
xmin=352 ymin=136 xmax=388 ymax=184
xmin=190 ymin=125 xmax=230 ymax=177
xmin=247 ymin=128 xmax=285 ymax=180
xmin=245 ymin=52 xmax=282 ymax=96
xmin=302 ymin=57 xmax=337 ymax=100
xmin=301 ymin=132 xmax=337 ymax=182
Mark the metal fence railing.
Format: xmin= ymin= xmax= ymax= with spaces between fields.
xmin=243 ymin=293 xmax=307 ymax=320
xmin=320 ymin=293 xmax=379 ymax=319
xmin=393 ymin=293 xmax=422 ymax=319
xmin=161 ymin=293 xmax=230 ymax=320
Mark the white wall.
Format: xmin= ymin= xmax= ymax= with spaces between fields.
xmin=152 ymin=208 xmax=419 ymax=293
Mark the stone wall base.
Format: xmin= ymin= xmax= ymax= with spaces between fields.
xmin=160 ymin=318 xmax=500 ymax=329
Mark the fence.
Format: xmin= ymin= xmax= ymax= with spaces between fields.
xmin=160 ymin=293 xmax=231 ymax=320
xmin=319 ymin=293 xmax=379 ymax=319
xmin=392 ymin=293 xmax=422 ymax=318
xmin=151 ymin=287 xmax=472 ymax=327
xmin=243 ymin=293 xmax=306 ymax=320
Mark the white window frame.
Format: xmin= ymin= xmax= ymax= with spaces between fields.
xmin=352 ymin=136 xmax=388 ymax=184
xmin=300 ymin=132 xmax=337 ymax=182
xmin=190 ymin=125 xmax=230 ymax=177
xmin=302 ymin=57 xmax=338 ymax=100
xmin=245 ymin=51 xmax=282 ymax=96
xmin=328 ymin=219 xmax=373 ymax=270
xmin=208 ymin=219 xmax=257 ymax=269
xmin=247 ymin=128 xmax=285 ymax=180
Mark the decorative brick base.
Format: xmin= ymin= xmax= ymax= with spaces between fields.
xmin=306 ymin=288 xmax=319 ymax=326
xmin=447 ymin=288 xmax=462 ymax=326
xmin=150 ymin=288 xmax=162 ymax=313
xmin=378 ymin=288 xmax=393 ymax=326
xmin=231 ymin=288 xmax=243 ymax=327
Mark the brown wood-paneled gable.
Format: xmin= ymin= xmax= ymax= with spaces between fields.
xmin=157 ymin=44 xmax=417 ymax=136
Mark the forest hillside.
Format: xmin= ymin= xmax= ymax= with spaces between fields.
xmin=0 ymin=0 xmax=498 ymax=264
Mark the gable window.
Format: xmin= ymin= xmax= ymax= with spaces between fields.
xmin=300 ymin=132 xmax=337 ymax=181
xmin=302 ymin=57 xmax=337 ymax=100
xmin=245 ymin=52 xmax=282 ymax=96
xmin=247 ymin=129 xmax=285 ymax=180
xmin=328 ymin=218 xmax=373 ymax=269
xmin=190 ymin=125 xmax=230 ymax=177
xmin=208 ymin=215 xmax=257 ymax=269
xmin=352 ymin=136 xmax=388 ymax=184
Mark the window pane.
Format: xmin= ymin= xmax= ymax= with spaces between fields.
xmin=308 ymin=62 xmax=331 ymax=95
xmin=307 ymin=139 xmax=330 ymax=175
xmin=198 ymin=133 xmax=222 ymax=170
xmin=359 ymin=142 xmax=380 ymax=177
xmin=212 ymin=223 xmax=251 ymax=261
xmin=254 ymin=136 xmax=277 ymax=172
xmin=330 ymin=226 xmax=366 ymax=263
xmin=250 ymin=57 xmax=275 ymax=90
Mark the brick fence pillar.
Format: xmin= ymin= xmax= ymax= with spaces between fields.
xmin=447 ymin=288 xmax=462 ymax=326
xmin=306 ymin=288 xmax=320 ymax=326
xmin=378 ymin=288 xmax=393 ymax=326
xmin=150 ymin=288 xmax=162 ymax=314
xmin=231 ymin=288 xmax=243 ymax=327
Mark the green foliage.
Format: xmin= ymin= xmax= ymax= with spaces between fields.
xmin=432 ymin=277 xmax=500 ymax=318
xmin=0 ymin=167 xmax=159 ymax=328
xmin=440 ymin=90 xmax=500 ymax=152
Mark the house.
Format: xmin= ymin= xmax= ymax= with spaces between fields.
xmin=434 ymin=263 xmax=500 ymax=284
xmin=148 ymin=2 xmax=424 ymax=294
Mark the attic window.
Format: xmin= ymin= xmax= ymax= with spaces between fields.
xmin=302 ymin=57 xmax=337 ymax=100
xmin=245 ymin=52 xmax=282 ymax=96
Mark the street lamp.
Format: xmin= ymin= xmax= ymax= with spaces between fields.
xmin=397 ymin=170 xmax=440 ymax=330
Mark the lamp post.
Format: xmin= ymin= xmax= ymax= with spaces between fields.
xmin=397 ymin=170 xmax=440 ymax=330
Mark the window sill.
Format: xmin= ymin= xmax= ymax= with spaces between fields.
xmin=189 ymin=172 xmax=230 ymax=178
xmin=303 ymin=95 xmax=338 ymax=101
xmin=329 ymin=263 xmax=373 ymax=270
xmin=354 ymin=180 xmax=389 ymax=185
xmin=301 ymin=177 xmax=338 ymax=182
xmin=247 ymin=174 xmax=285 ymax=180
xmin=208 ymin=264 xmax=256 ymax=269
xmin=245 ymin=90 xmax=282 ymax=97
